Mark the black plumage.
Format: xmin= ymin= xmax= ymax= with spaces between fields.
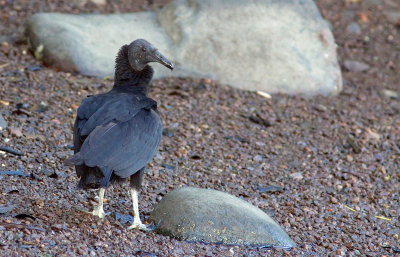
xmin=65 ymin=39 xmax=173 ymax=230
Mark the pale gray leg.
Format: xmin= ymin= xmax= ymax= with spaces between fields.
xmin=92 ymin=188 xmax=106 ymax=218
xmin=127 ymin=188 xmax=151 ymax=231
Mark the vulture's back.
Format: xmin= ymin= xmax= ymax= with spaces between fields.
xmin=67 ymin=89 xmax=162 ymax=188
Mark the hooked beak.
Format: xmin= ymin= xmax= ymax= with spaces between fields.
xmin=153 ymin=50 xmax=174 ymax=70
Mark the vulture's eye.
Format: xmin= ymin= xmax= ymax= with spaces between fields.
xmin=142 ymin=47 xmax=147 ymax=52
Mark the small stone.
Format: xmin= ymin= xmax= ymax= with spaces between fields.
xmin=352 ymin=197 xmax=360 ymax=204
xmin=365 ymin=128 xmax=380 ymax=142
xmin=162 ymin=127 xmax=176 ymax=137
xmin=115 ymin=213 xmax=134 ymax=224
xmin=336 ymin=247 xmax=346 ymax=256
xmin=290 ymin=172 xmax=303 ymax=180
xmin=381 ymin=89 xmax=399 ymax=99
xmin=256 ymin=91 xmax=272 ymax=99
xmin=343 ymin=60 xmax=370 ymax=72
xmin=36 ymin=199 xmax=44 ymax=208
xmin=0 ymin=113 xmax=7 ymax=130
xmin=9 ymin=127 xmax=23 ymax=137
xmin=314 ymin=104 xmax=328 ymax=112
xmin=26 ymin=65 xmax=41 ymax=71
xmin=258 ymin=185 xmax=284 ymax=193
xmin=90 ymin=0 xmax=107 ymax=5
xmin=253 ymin=155 xmax=263 ymax=162
xmin=162 ymin=163 xmax=175 ymax=171
xmin=31 ymin=101 xmax=48 ymax=113
xmin=346 ymin=22 xmax=361 ymax=34
xmin=330 ymin=196 xmax=338 ymax=204
xmin=346 ymin=135 xmax=361 ymax=154
xmin=51 ymin=224 xmax=65 ymax=231
xmin=0 ymin=100 xmax=10 ymax=106
xmin=383 ymin=11 xmax=400 ymax=24
xmin=346 ymin=155 xmax=353 ymax=162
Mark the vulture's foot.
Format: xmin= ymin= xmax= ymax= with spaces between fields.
xmin=73 ymin=206 xmax=109 ymax=218
xmin=91 ymin=206 xmax=106 ymax=219
xmin=127 ymin=221 xmax=154 ymax=231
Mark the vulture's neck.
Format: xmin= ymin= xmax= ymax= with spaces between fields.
xmin=113 ymin=45 xmax=154 ymax=95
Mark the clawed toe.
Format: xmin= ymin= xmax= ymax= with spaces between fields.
xmin=127 ymin=221 xmax=154 ymax=231
xmin=91 ymin=208 xmax=107 ymax=219
xmin=73 ymin=207 xmax=109 ymax=219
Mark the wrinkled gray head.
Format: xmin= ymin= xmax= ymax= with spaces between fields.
xmin=128 ymin=39 xmax=174 ymax=71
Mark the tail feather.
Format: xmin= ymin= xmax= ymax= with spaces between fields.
xmin=64 ymin=153 xmax=84 ymax=166
xmin=77 ymin=166 xmax=114 ymax=189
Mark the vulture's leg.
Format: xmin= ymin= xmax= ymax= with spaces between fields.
xmin=92 ymin=188 xmax=106 ymax=218
xmin=127 ymin=168 xmax=152 ymax=231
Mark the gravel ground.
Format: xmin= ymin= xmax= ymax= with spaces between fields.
xmin=0 ymin=0 xmax=399 ymax=256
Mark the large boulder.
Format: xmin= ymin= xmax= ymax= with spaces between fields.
xmin=26 ymin=0 xmax=342 ymax=95
xmin=149 ymin=187 xmax=296 ymax=247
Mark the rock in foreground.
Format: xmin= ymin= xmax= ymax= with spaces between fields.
xmin=26 ymin=0 xmax=342 ymax=96
xmin=149 ymin=187 xmax=296 ymax=248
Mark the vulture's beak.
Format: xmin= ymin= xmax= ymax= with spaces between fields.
xmin=153 ymin=50 xmax=174 ymax=70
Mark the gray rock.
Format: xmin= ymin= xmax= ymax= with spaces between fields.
xmin=346 ymin=22 xmax=361 ymax=34
xmin=383 ymin=11 xmax=400 ymax=24
xmin=343 ymin=60 xmax=370 ymax=72
xmin=0 ymin=113 xmax=7 ymax=130
xmin=26 ymin=0 xmax=342 ymax=96
xmin=149 ymin=187 xmax=296 ymax=247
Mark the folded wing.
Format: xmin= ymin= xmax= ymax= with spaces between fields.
xmin=67 ymin=93 xmax=162 ymax=179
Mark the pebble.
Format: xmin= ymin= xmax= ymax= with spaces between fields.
xmin=346 ymin=155 xmax=353 ymax=162
xmin=290 ymin=172 xmax=304 ymax=180
xmin=314 ymin=104 xmax=328 ymax=112
xmin=336 ymin=248 xmax=346 ymax=256
xmin=330 ymin=196 xmax=338 ymax=204
xmin=381 ymin=89 xmax=399 ymax=99
xmin=253 ymin=155 xmax=263 ymax=162
xmin=90 ymin=0 xmax=107 ymax=6
xmin=0 ymin=113 xmax=7 ymax=130
xmin=343 ymin=60 xmax=370 ymax=72
xmin=9 ymin=127 xmax=23 ymax=137
xmin=365 ymin=128 xmax=380 ymax=142
xmin=51 ymin=224 xmax=66 ymax=232
xmin=383 ymin=10 xmax=400 ymax=24
xmin=352 ymin=197 xmax=360 ymax=204
xmin=162 ymin=127 xmax=176 ymax=137
xmin=346 ymin=22 xmax=361 ymax=34
xmin=258 ymin=185 xmax=284 ymax=193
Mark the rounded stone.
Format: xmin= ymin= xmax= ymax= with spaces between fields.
xmin=149 ymin=187 xmax=296 ymax=248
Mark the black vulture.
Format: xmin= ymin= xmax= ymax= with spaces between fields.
xmin=65 ymin=39 xmax=173 ymax=230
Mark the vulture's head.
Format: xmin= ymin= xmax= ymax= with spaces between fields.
xmin=128 ymin=39 xmax=174 ymax=71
